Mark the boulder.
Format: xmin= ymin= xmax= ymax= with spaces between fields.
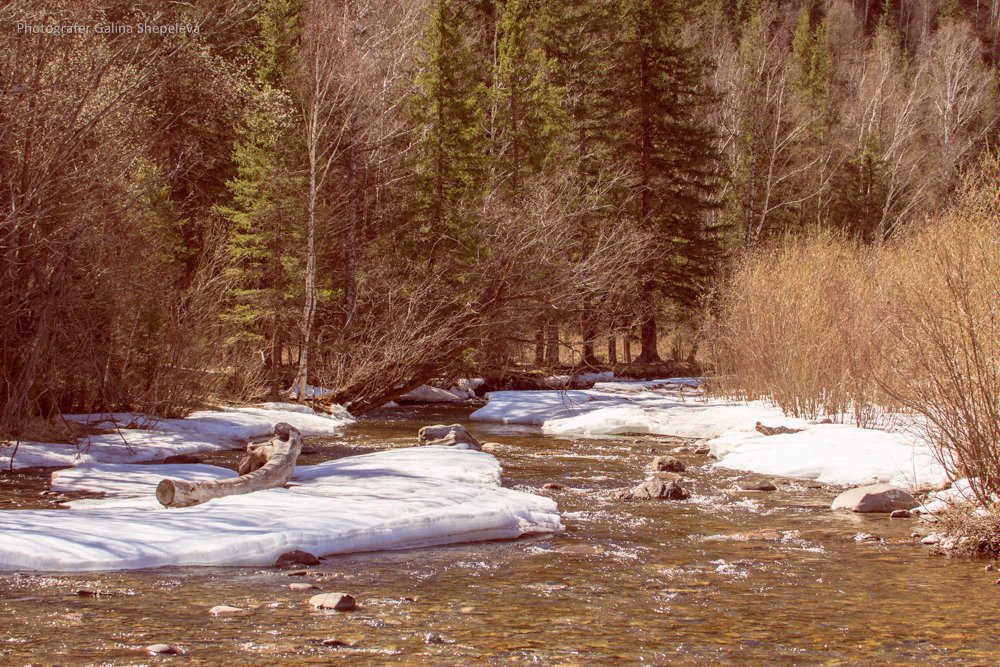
xmin=417 ymin=424 xmax=482 ymax=451
xmin=619 ymin=479 xmax=690 ymax=501
xmin=309 ymin=593 xmax=357 ymax=611
xmin=649 ymin=456 xmax=685 ymax=473
xmin=831 ymin=484 xmax=918 ymax=513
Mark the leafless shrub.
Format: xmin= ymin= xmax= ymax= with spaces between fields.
xmin=879 ymin=152 xmax=1000 ymax=505
xmin=702 ymin=233 xmax=894 ymax=425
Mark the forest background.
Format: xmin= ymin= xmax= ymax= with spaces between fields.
xmin=3 ymin=0 xmax=999 ymax=443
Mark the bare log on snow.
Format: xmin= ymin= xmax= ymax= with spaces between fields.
xmin=156 ymin=423 xmax=303 ymax=508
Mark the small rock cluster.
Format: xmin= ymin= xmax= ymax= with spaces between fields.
xmin=619 ymin=456 xmax=691 ymax=501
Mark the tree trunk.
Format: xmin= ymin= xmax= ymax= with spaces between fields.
xmin=534 ymin=328 xmax=544 ymax=365
xmin=545 ymin=320 xmax=559 ymax=366
xmin=580 ymin=302 xmax=598 ymax=366
xmin=607 ymin=335 xmax=617 ymax=364
xmin=635 ymin=282 xmax=660 ymax=363
xmin=156 ymin=423 xmax=302 ymax=508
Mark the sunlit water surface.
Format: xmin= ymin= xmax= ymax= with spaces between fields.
xmin=1 ymin=404 xmax=998 ymax=665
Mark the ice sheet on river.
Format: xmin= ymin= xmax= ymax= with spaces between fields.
xmin=470 ymin=380 xmax=949 ymax=490
xmin=0 ymin=446 xmax=561 ymax=572
xmin=4 ymin=403 xmax=354 ymax=469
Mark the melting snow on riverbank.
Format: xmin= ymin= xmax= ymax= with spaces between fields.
xmin=0 ymin=446 xmax=561 ymax=571
xmin=471 ymin=379 xmax=950 ymax=491
xmin=0 ymin=403 xmax=561 ymax=572
xmin=4 ymin=403 xmax=354 ymax=469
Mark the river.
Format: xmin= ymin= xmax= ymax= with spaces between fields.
xmin=1 ymin=403 xmax=997 ymax=665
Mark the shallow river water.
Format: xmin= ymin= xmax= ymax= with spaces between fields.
xmin=2 ymin=404 xmax=999 ymax=666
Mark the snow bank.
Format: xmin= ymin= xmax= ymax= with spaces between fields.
xmin=0 ymin=446 xmax=561 ymax=572
xmin=6 ymin=404 xmax=354 ymax=470
xmin=471 ymin=380 xmax=949 ymax=490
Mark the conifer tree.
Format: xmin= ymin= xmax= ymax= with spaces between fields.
xmin=601 ymin=0 xmax=721 ymax=363
xmin=408 ymin=0 xmax=488 ymax=267
xmin=492 ymin=0 xmax=567 ymax=199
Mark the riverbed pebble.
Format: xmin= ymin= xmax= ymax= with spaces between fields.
xmin=321 ymin=638 xmax=353 ymax=647
xmin=209 ymin=605 xmax=247 ymax=616
xmin=146 ymin=644 xmax=182 ymax=655
xmin=739 ymin=480 xmax=777 ymax=492
xmin=889 ymin=509 xmax=912 ymax=518
xmin=309 ymin=593 xmax=356 ymax=611
xmin=289 ymin=582 xmax=321 ymax=592
xmin=921 ymin=534 xmax=941 ymax=545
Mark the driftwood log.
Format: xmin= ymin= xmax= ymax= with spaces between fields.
xmin=156 ymin=423 xmax=303 ymax=508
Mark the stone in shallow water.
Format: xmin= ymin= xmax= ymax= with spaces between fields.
xmin=275 ymin=550 xmax=321 ymax=568
xmin=417 ymin=424 xmax=481 ymax=450
xmin=739 ymin=480 xmax=777 ymax=492
xmin=649 ymin=456 xmax=685 ymax=473
xmin=890 ymin=509 xmax=912 ymax=519
xmin=209 ymin=605 xmax=247 ymax=617
xmin=321 ymin=638 xmax=353 ymax=647
xmin=619 ymin=479 xmax=690 ymax=501
xmin=289 ymin=582 xmax=320 ymax=592
xmin=831 ymin=484 xmax=918 ymax=513
xmin=146 ymin=644 xmax=182 ymax=655
xmin=309 ymin=593 xmax=356 ymax=611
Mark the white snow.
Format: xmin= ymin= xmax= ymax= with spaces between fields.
xmin=471 ymin=380 xmax=950 ymax=491
xmin=0 ymin=446 xmax=561 ymax=572
xmin=6 ymin=403 xmax=354 ymax=470
xmin=399 ymin=385 xmax=464 ymax=403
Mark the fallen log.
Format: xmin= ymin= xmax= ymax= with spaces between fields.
xmin=156 ymin=423 xmax=303 ymax=508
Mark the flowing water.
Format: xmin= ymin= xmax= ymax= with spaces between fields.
xmin=1 ymin=404 xmax=998 ymax=665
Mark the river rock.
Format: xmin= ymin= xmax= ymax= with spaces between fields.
xmin=275 ymin=550 xmax=321 ymax=568
xmin=651 ymin=472 xmax=683 ymax=482
xmin=739 ymin=480 xmax=777 ymax=491
xmin=890 ymin=509 xmax=912 ymax=519
xmin=417 ymin=424 xmax=482 ymax=451
xmin=619 ymin=479 xmax=690 ymax=501
xmin=146 ymin=644 xmax=182 ymax=655
xmin=543 ymin=482 xmax=566 ymax=490
xmin=831 ymin=484 xmax=918 ymax=513
xmin=209 ymin=605 xmax=247 ymax=617
xmin=289 ymin=582 xmax=321 ymax=592
xmin=649 ymin=456 xmax=685 ymax=473
xmin=321 ymin=638 xmax=353 ymax=647
xmin=309 ymin=593 xmax=357 ymax=611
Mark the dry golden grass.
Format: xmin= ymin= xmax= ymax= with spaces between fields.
xmin=702 ymin=233 xmax=895 ymax=426
xmin=703 ymin=152 xmax=1000 ymax=504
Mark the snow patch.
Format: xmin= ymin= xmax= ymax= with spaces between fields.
xmin=0 ymin=446 xmax=561 ymax=572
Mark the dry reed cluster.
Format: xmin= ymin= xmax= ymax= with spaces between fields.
xmin=703 ymin=152 xmax=1000 ymax=507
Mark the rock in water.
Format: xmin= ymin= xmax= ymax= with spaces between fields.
xmin=831 ymin=484 xmax=918 ymax=513
xmin=146 ymin=644 xmax=182 ymax=655
xmin=619 ymin=479 xmax=690 ymax=501
xmin=289 ymin=582 xmax=321 ymax=592
xmin=209 ymin=605 xmax=247 ymax=617
xmin=309 ymin=593 xmax=357 ymax=611
xmin=417 ymin=424 xmax=482 ymax=450
xmin=275 ymin=550 xmax=321 ymax=568
xmin=739 ymin=480 xmax=777 ymax=492
xmin=649 ymin=456 xmax=685 ymax=473
xmin=890 ymin=509 xmax=913 ymax=519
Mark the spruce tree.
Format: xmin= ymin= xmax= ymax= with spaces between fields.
xmin=408 ymin=0 xmax=488 ymax=267
xmin=492 ymin=0 xmax=567 ymax=199
xmin=601 ymin=0 xmax=721 ymax=363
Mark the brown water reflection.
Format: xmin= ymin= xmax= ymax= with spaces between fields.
xmin=1 ymin=404 xmax=998 ymax=665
